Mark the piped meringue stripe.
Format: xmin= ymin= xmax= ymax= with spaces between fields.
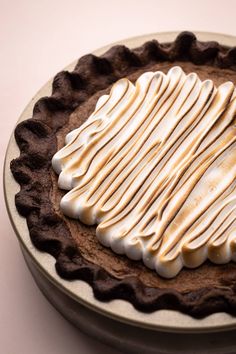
xmin=52 ymin=66 xmax=236 ymax=278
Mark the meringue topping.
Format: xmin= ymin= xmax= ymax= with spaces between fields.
xmin=52 ymin=66 xmax=236 ymax=278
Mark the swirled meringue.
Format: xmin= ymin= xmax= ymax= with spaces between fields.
xmin=52 ymin=66 xmax=236 ymax=278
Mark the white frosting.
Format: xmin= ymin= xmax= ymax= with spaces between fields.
xmin=52 ymin=66 xmax=236 ymax=278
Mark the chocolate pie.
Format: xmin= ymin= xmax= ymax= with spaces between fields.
xmin=11 ymin=31 xmax=236 ymax=317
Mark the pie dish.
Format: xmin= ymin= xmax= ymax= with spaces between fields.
xmin=9 ymin=31 xmax=236 ymax=319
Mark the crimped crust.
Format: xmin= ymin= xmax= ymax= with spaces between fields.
xmin=11 ymin=32 xmax=236 ymax=317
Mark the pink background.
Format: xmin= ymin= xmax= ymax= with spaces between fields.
xmin=2 ymin=0 xmax=236 ymax=353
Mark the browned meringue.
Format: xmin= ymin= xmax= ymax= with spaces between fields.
xmin=52 ymin=66 xmax=236 ymax=278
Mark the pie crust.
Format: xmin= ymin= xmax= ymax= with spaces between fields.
xmin=11 ymin=31 xmax=236 ymax=317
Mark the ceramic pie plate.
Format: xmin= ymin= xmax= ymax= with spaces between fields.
xmin=4 ymin=31 xmax=236 ymax=353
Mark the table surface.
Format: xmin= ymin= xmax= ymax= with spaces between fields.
xmin=2 ymin=1 xmax=236 ymax=353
